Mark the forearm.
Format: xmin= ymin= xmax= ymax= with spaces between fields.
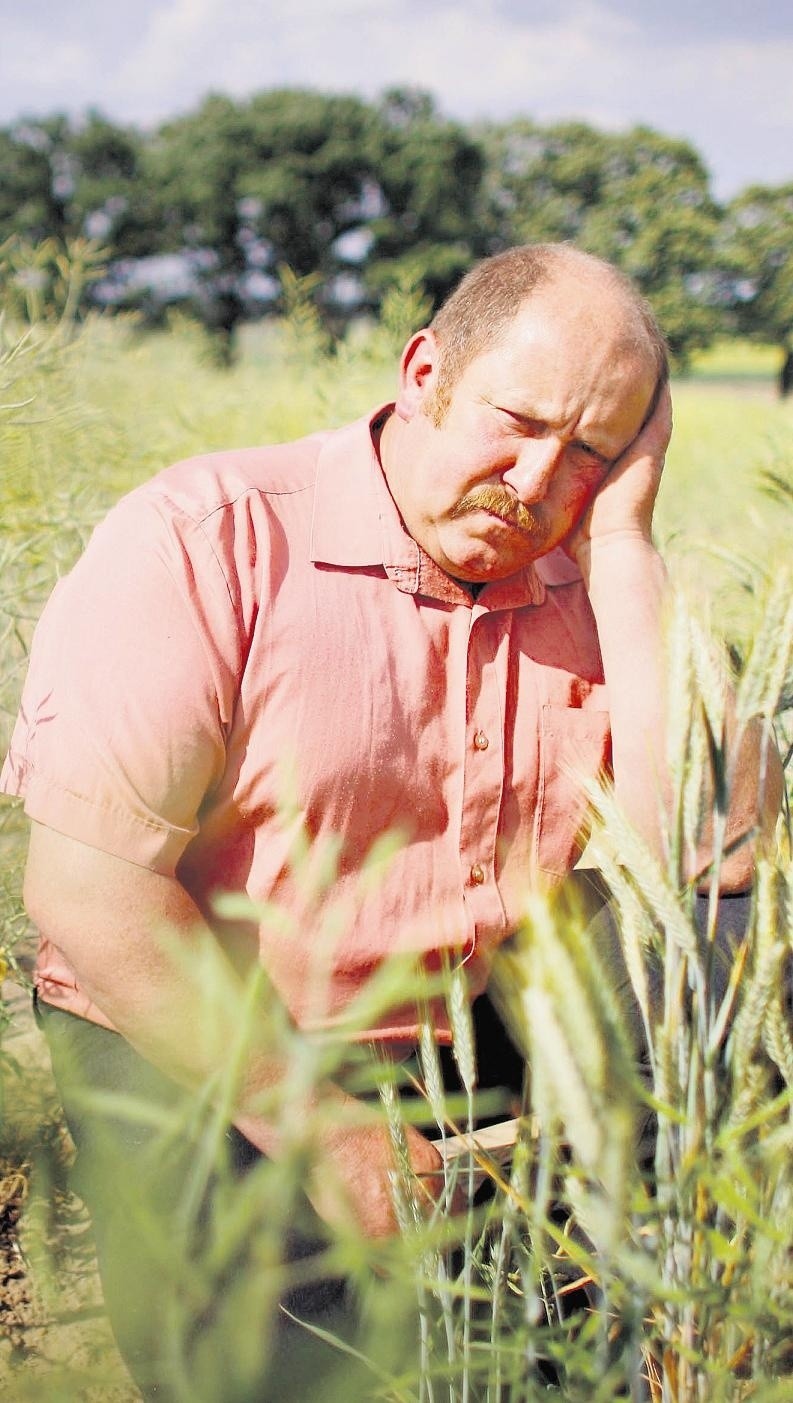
xmin=577 ymin=531 xmax=670 ymax=855
xmin=577 ymin=537 xmax=782 ymax=884
xmin=563 ymin=379 xmax=780 ymax=882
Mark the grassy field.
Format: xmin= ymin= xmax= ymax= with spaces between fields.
xmin=1 ymin=310 xmax=793 ymax=1401
xmin=658 ymin=380 xmax=793 ymax=640
xmin=686 ymin=338 xmax=785 ymax=382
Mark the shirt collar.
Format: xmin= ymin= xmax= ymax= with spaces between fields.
xmin=309 ymin=407 xmax=390 ymax=569
xmin=309 ymin=405 xmax=580 ymax=607
xmin=534 ymin=550 xmax=583 ymax=587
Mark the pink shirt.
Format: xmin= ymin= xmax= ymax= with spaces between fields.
xmin=1 ymin=408 xmax=611 ymax=1042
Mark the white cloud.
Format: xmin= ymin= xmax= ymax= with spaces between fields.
xmin=0 ymin=27 xmax=94 ymax=111
xmin=112 ymin=0 xmax=228 ymax=106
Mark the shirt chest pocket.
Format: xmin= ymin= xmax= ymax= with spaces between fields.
xmin=534 ymin=704 xmax=611 ymax=877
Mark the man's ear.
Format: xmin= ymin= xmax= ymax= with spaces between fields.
xmin=394 ymin=329 xmax=441 ymax=421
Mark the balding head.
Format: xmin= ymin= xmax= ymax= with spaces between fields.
xmin=427 ymin=243 xmax=668 ymax=424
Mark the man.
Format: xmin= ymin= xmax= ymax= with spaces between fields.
xmin=1 ymin=244 xmax=779 ymax=1397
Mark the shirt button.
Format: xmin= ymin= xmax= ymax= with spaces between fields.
xmin=473 ymin=730 xmax=489 ymax=751
xmin=470 ymin=863 xmax=486 ymax=885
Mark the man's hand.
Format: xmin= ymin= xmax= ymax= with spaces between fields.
xmin=564 ymin=382 xmax=673 ymax=565
xmin=310 ymin=1118 xmax=447 ymax=1240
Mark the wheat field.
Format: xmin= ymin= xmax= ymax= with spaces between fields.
xmin=1 ymin=306 xmax=792 ymax=1401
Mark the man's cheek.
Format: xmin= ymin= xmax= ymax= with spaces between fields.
xmin=563 ymin=475 xmax=603 ymax=527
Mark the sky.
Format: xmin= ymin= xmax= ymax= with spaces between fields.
xmin=1 ymin=0 xmax=792 ymax=200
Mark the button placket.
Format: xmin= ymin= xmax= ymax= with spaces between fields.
xmin=458 ymin=612 xmax=508 ymax=933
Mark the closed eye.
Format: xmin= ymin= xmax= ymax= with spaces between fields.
xmin=574 ymin=440 xmax=610 ymax=467
xmin=491 ymin=403 xmax=612 ymax=467
xmin=494 ymin=406 xmax=548 ymax=436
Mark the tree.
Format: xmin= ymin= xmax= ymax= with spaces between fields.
xmin=140 ymin=94 xmax=250 ymax=358
xmin=0 ymin=114 xmax=74 ymax=245
xmin=722 ymin=184 xmax=793 ymax=396
xmin=479 ymin=118 xmax=610 ymax=247
xmin=144 ymin=90 xmax=380 ymax=357
xmin=0 ymin=110 xmax=160 ymax=326
xmin=364 ymin=88 xmax=486 ymax=309
xmin=138 ymin=87 xmax=487 ymax=354
xmin=479 ymin=120 xmax=725 ymax=363
xmin=66 ymin=110 xmax=153 ymax=259
xmin=241 ymin=88 xmax=378 ymax=279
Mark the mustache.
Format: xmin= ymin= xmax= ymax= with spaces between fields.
xmin=450 ymin=485 xmax=542 ymax=534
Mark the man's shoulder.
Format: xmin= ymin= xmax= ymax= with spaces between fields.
xmin=142 ymin=430 xmax=332 ymax=527
xmin=96 ymin=408 xmax=385 ymax=575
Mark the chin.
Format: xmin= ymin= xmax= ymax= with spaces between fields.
xmin=445 ymin=532 xmax=546 ymax=582
xmin=458 ymin=558 xmax=530 ymax=583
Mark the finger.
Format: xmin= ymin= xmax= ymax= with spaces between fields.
xmin=641 ymin=380 xmax=673 ymax=450
xmin=613 ymin=385 xmax=672 ymax=474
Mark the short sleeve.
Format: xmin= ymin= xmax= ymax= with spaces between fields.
xmin=0 ymin=487 xmax=247 ymax=875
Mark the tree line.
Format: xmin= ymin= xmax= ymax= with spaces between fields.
xmin=1 ymin=86 xmax=791 ymax=388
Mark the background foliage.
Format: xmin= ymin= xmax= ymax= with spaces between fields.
xmin=1 ymin=87 xmax=792 ymax=382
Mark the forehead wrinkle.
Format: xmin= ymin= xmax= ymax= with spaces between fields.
xmin=490 ymin=380 xmax=619 ymax=455
xmin=516 ymin=374 xmax=650 ymax=461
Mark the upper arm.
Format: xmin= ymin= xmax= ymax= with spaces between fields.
xmin=23 ymin=821 xmax=201 ymax=988
xmin=24 ymin=821 xmax=176 ymax=917
xmin=22 ymin=821 xmax=251 ymax=1084
xmin=7 ymin=490 xmax=243 ymax=875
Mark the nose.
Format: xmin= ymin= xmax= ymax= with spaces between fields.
xmin=501 ymin=437 xmax=565 ymax=505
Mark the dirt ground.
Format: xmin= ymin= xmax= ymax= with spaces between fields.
xmin=0 ymin=976 xmax=138 ymax=1402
